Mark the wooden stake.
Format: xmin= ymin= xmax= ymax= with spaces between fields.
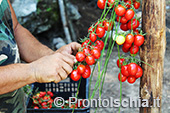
xmin=140 ymin=0 xmax=166 ymax=113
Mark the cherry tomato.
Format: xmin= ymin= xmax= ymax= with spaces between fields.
xmin=134 ymin=1 xmax=140 ymax=9
xmin=82 ymin=65 xmax=91 ymax=78
xmin=125 ymin=33 xmax=134 ymax=44
xmin=48 ymin=99 xmax=53 ymax=104
xmin=34 ymin=106 xmax=39 ymax=109
xmin=70 ymin=70 xmax=81 ymax=81
xmin=128 ymin=63 xmax=138 ymax=76
xmin=120 ymin=16 xmax=128 ymax=24
xmin=134 ymin=34 xmax=144 ymax=46
xmin=130 ymin=45 xmax=139 ymax=54
xmin=33 ymin=100 xmax=39 ymax=105
xmin=125 ymin=0 xmax=131 ymax=8
xmin=127 ymin=19 xmax=140 ymax=30
xmin=76 ymin=52 xmax=85 ymax=62
xmin=91 ymin=45 xmax=101 ymax=51
xmin=81 ymin=39 xmax=91 ymax=47
xmin=121 ymin=65 xmax=129 ymax=77
xmin=107 ymin=0 xmax=115 ymax=8
xmin=135 ymin=66 xmax=143 ymax=78
xmin=127 ymin=76 xmax=136 ymax=84
xmin=95 ymin=40 xmax=104 ymax=50
xmin=96 ymin=26 xmax=105 ymax=38
xmin=104 ymin=21 xmax=113 ymax=31
xmin=88 ymin=26 xmax=94 ymax=33
xmin=97 ymin=0 xmax=106 ymax=9
xmin=47 ymin=91 xmax=53 ymax=97
xmin=116 ymin=35 xmax=126 ymax=45
xmin=77 ymin=64 xmax=86 ymax=74
xmin=42 ymin=106 xmax=48 ymax=109
xmin=115 ymin=5 xmax=126 ymax=16
xmin=83 ymin=47 xmax=91 ymax=56
xmin=123 ymin=42 xmax=132 ymax=50
xmin=122 ymin=46 xmax=129 ymax=53
xmin=41 ymin=102 xmax=47 ymax=106
xmin=120 ymin=23 xmax=129 ymax=31
xmin=85 ymin=55 xmax=95 ymax=65
xmin=133 ymin=29 xmax=139 ymax=34
xmin=40 ymin=92 xmax=46 ymax=97
xmin=90 ymin=33 xmax=97 ymax=42
xmin=117 ymin=58 xmax=125 ymax=68
xmin=43 ymin=96 xmax=51 ymax=101
xmin=125 ymin=9 xmax=135 ymax=20
xmin=91 ymin=48 xmax=101 ymax=59
xmin=118 ymin=73 xmax=127 ymax=82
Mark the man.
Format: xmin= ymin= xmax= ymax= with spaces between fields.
xmin=0 ymin=0 xmax=80 ymax=112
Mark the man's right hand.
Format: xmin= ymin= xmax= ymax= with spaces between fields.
xmin=29 ymin=52 xmax=75 ymax=83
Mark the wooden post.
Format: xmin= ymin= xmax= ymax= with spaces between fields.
xmin=140 ymin=0 xmax=166 ymax=113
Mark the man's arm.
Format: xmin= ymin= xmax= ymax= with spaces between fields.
xmin=8 ymin=0 xmax=54 ymax=62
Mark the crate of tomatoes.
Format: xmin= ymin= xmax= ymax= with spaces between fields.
xmin=27 ymin=78 xmax=90 ymax=113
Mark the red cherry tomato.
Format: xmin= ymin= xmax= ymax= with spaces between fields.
xmin=117 ymin=16 xmax=128 ymax=24
xmin=118 ymin=73 xmax=127 ymax=82
xmin=91 ymin=45 xmax=101 ymax=51
xmin=82 ymin=65 xmax=91 ymax=78
xmin=117 ymin=58 xmax=125 ymax=68
xmin=85 ymin=55 xmax=95 ymax=65
xmin=97 ymin=0 xmax=106 ymax=9
xmin=123 ymin=42 xmax=132 ymax=50
xmin=104 ymin=21 xmax=113 ymax=31
xmin=34 ymin=106 xmax=39 ymax=109
xmin=77 ymin=64 xmax=86 ymax=74
xmin=90 ymin=33 xmax=97 ymax=42
xmin=122 ymin=46 xmax=129 ymax=53
xmin=91 ymin=48 xmax=101 ymax=59
xmin=125 ymin=9 xmax=135 ymax=20
xmin=115 ymin=5 xmax=126 ymax=16
xmin=135 ymin=66 xmax=143 ymax=78
xmin=127 ymin=19 xmax=140 ymax=30
xmin=95 ymin=40 xmax=104 ymax=50
xmin=70 ymin=70 xmax=81 ymax=81
xmin=134 ymin=34 xmax=144 ymax=46
xmin=107 ymin=0 xmax=115 ymax=8
xmin=120 ymin=23 xmax=129 ymax=31
xmin=96 ymin=26 xmax=105 ymax=38
xmin=133 ymin=29 xmax=139 ymax=34
xmin=81 ymin=39 xmax=91 ymax=47
xmin=83 ymin=47 xmax=91 ymax=56
xmin=134 ymin=1 xmax=140 ymax=9
xmin=125 ymin=33 xmax=134 ymax=44
xmin=125 ymin=0 xmax=131 ymax=8
xmin=127 ymin=76 xmax=136 ymax=84
xmin=128 ymin=63 xmax=138 ymax=76
xmin=88 ymin=26 xmax=94 ymax=33
xmin=76 ymin=52 xmax=85 ymax=62
xmin=130 ymin=45 xmax=139 ymax=54
xmin=47 ymin=91 xmax=53 ymax=97
xmin=121 ymin=65 xmax=129 ymax=77
xmin=41 ymin=102 xmax=47 ymax=106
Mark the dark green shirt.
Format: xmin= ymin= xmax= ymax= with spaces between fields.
xmin=0 ymin=0 xmax=26 ymax=113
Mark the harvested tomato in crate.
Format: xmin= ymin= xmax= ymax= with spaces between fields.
xmin=27 ymin=78 xmax=90 ymax=113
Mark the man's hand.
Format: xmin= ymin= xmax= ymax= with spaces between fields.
xmin=56 ymin=42 xmax=81 ymax=55
xmin=29 ymin=42 xmax=81 ymax=83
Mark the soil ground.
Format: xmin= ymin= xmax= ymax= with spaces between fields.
xmin=70 ymin=0 xmax=170 ymax=113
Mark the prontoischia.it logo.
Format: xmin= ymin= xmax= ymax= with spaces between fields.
xmin=54 ymin=97 xmax=160 ymax=108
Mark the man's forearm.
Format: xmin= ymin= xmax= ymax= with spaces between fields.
xmin=0 ymin=63 xmax=36 ymax=95
xmin=14 ymin=24 xmax=54 ymax=62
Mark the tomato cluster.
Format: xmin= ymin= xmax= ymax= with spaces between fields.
xmin=70 ymin=21 xmax=108 ymax=81
xmin=32 ymin=91 xmax=54 ymax=109
xmin=117 ymin=58 xmax=143 ymax=84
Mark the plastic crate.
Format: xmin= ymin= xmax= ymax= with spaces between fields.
xmin=27 ymin=78 xmax=90 ymax=113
